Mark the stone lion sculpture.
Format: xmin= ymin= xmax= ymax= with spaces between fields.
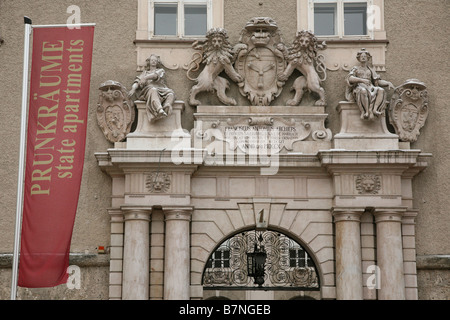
xmin=278 ymin=30 xmax=327 ymax=106
xmin=187 ymin=28 xmax=243 ymax=106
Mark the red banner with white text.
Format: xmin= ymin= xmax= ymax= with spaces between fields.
xmin=18 ymin=26 xmax=94 ymax=288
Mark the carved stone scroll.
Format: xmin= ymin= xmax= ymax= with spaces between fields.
xmin=389 ymin=79 xmax=429 ymax=142
xmin=97 ymin=80 xmax=135 ymax=143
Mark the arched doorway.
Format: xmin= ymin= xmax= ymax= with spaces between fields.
xmin=201 ymin=229 xmax=321 ymax=300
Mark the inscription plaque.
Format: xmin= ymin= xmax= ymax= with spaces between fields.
xmin=224 ymin=124 xmax=310 ymax=153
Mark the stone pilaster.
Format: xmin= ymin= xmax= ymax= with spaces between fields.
xmin=108 ymin=209 xmax=125 ymax=300
xmin=163 ymin=207 xmax=193 ymax=300
xmin=374 ymin=209 xmax=406 ymax=300
xmin=402 ymin=211 xmax=419 ymax=300
xmin=333 ymin=208 xmax=364 ymax=300
xmin=121 ymin=208 xmax=151 ymax=300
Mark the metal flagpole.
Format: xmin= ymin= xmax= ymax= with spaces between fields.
xmin=11 ymin=16 xmax=33 ymax=301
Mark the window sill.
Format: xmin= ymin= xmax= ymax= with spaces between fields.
xmin=323 ymin=39 xmax=389 ymax=45
xmin=134 ymin=38 xmax=206 ymax=45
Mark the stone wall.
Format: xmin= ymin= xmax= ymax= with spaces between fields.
xmin=383 ymin=0 xmax=450 ymax=299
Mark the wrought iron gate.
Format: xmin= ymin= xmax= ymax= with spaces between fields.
xmin=202 ymin=229 xmax=320 ymax=290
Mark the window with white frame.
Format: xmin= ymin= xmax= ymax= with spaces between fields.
xmin=149 ymin=0 xmax=212 ymax=38
xmin=310 ymin=0 xmax=373 ymax=38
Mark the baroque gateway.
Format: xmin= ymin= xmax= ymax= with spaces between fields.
xmin=94 ymin=17 xmax=429 ymax=300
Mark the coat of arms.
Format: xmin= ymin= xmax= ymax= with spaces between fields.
xmin=97 ymin=80 xmax=135 ymax=143
xmin=234 ymin=17 xmax=286 ymax=106
xmin=389 ymin=79 xmax=429 ymax=142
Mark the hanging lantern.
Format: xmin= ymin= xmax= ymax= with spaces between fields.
xmin=247 ymin=232 xmax=267 ymax=287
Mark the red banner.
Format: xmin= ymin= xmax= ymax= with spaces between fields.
xmin=18 ymin=26 xmax=94 ymax=287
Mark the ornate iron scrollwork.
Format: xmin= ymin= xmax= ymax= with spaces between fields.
xmin=202 ymin=230 xmax=320 ymax=290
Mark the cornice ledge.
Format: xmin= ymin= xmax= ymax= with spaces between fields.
xmin=318 ymin=149 xmax=424 ymax=166
xmin=416 ymin=255 xmax=450 ymax=270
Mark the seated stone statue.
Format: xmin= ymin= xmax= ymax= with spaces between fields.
xmin=128 ymin=54 xmax=175 ymax=121
xmin=345 ymin=48 xmax=394 ymax=120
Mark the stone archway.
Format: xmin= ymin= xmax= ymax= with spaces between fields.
xmin=201 ymin=228 xmax=322 ymax=300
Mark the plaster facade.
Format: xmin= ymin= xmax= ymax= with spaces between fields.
xmin=0 ymin=0 xmax=448 ymax=300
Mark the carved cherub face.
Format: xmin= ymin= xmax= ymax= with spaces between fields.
xmin=103 ymin=87 xmax=115 ymax=102
xmin=409 ymin=86 xmax=420 ymax=100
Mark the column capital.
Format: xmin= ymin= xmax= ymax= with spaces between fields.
xmin=108 ymin=208 xmax=124 ymax=223
xmin=332 ymin=208 xmax=365 ymax=223
xmin=402 ymin=210 xmax=418 ymax=225
xmin=163 ymin=206 xmax=193 ymax=221
xmin=373 ymin=207 xmax=407 ymax=223
xmin=121 ymin=206 xmax=152 ymax=221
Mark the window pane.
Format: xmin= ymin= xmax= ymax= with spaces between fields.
xmin=154 ymin=4 xmax=177 ymax=36
xmin=185 ymin=4 xmax=207 ymax=36
xmin=289 ymin=249 xmax=296 ymax=259
xmin=344 ymin=2 xmax=367 ymax=35
xmin=314 ymin=3 xmax=336 ymax=36
xmin=299 ymin=258 xmax=305 ymax=268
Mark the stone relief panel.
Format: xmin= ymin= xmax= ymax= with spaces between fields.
xmin=389 ymin=79 xmax=429 ymax=142
xmin=187 ymin=17 xmax=330 ymax=108
xmin=97 ymin=80 xmax=135 ymax=143
xmin=355 ymin=174 xmax=381 ymax=194
xmin=146 ymin=172 xmax=171 ymax=193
